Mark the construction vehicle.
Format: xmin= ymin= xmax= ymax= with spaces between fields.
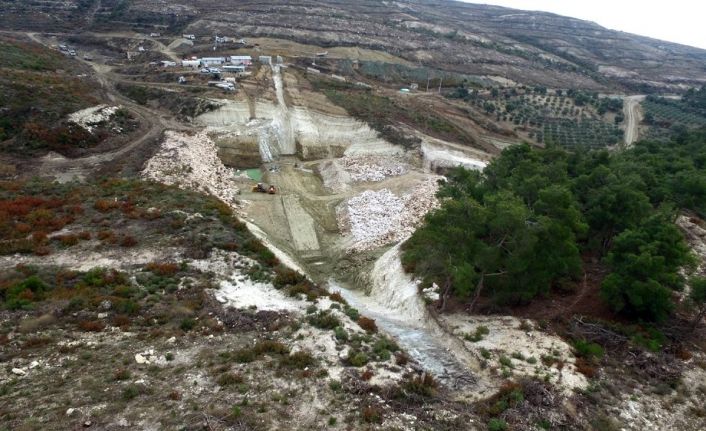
xmin=252 ymin=183 xmax=277 ymax=194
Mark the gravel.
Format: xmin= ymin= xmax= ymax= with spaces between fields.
xmin=142 ymin=131 xmax=240 ymax=208
xmin=338 ymin=177 xmax=440 ymax=251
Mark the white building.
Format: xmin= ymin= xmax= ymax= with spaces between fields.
xmin=183 ymin=34 xmax=196 ymax=40
xmin=161 ymin=61 xmax=177 ymax=67
xmin=201 ymin=57 xmax=226 ymax=66
xmin=228 ymin=55 xmax=252 ymax=66
xmin=224 ymin=65 xmax=246 ymax=72
xmin=181 ymin=60 xmax=201 ymax=68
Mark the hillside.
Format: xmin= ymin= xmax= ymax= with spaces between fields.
xmin=0 ymin=0 xmax=705 ymax=91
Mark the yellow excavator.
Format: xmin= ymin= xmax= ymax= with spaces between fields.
xmin=252 ymin=182 xmax=277 ymax=194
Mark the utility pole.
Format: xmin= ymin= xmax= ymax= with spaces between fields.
xmin=438 ymin=77 xmax=443 ymax=94
xmin=426 ymin=75 xmax=430 ymax=93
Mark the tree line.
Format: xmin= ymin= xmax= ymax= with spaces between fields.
xmin=402 ymin=128 xmax=706 ymax=322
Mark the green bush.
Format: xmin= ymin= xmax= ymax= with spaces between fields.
xmin=573 ymin=339 xmax=604 ymax=360
xmin=488 ymin=418 xmax=508 ymax=431
xmin=307 ymin=311 xmax=341 ymax=330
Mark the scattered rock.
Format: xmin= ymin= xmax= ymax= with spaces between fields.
xmin=66 ymin=408 xmax=76 ymax=417
xmin=11 ymin=368 xmax=26 ymax=376
xmin=135 ymin=354 xmax=150 ymax=365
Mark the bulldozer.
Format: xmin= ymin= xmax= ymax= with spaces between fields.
xmin=252 ymin=182 xmax=277 ymax=194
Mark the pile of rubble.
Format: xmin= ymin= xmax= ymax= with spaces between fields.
xmin=68 ymin=104 xmax=121 ymax=133
xmin=338 ymin=177 xmax=441 ymax=251
xmin=340 ymin=155 xmax=409 ymax=182
xmin=142 ymin=131 xmax=240 ymax=208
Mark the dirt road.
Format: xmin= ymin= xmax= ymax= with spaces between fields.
xmin=623 ymin=95 xmax=645 ymax=146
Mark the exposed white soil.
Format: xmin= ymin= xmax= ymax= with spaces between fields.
xmin=0 ymin=246 xmax=183 ymax=272
xmin=337 ymin=177 xmax=440 ymax=252
xmin=215 ymin=276 xmax=303 ymax=312
xmin=141 ymin=131 xmax=240 ymax=207
xmin=421 ymin=139 xmax=488 ymax=172
xmin=331 ymin=245 xmax=485 ymax=394
xmin=612 ymin=352 xmax=706 ymax=431
xmin=438 ymin=314 xmax=589 ymax=394
xmin=68 ymin=104 xmax=121 ymax=133
xmin=198 ymin=99 xmax=401 ymax=163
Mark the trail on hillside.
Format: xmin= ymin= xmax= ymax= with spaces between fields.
xmin=623 ymin=95 xmax=645 ymax=146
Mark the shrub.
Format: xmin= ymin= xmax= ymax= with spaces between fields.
xmin=329 ymin=291 xmax=345 ymax=303
xmin=334 ymin=326 xmax=348 ymax=341
xmin=402 ymin=373 xmax=438 ymax=397
xmin=357 ymin=316 xmax=377 ymax=333
xmin=273 ymin=266 xmax=306 ymax=289
xmin=94 ymin=199 xmax=120 ymax=212
xmin=488 ymin=418 xmax=508 ymax=431
xmin=308 ymin=311 xmax=341 ymax=330
xmin=217 ymin=372 xmax=244 ymax=386
xmin=361 ymin=369 xmax=374 ymax=381
xmin=465 ymin=325 xmax=490 ymax=342
xmin=361 ymin=405 xmax=383 ymax=424
xmin=253 ymin=340 xmax=289 ymax=355
xmin=122 ymin=385 xmax=141 ymax=400
xmin=180 ymin=317 xmax=197 ymax=332
xmin=343 ymin=306 xmax=359 ymax=321
xmin=279 ymin=351 xmax=316 ymax=369
xmin=113 ymin=368 xmax=131 ymax=381
xmin=573 ymin=339 xmax=604 ymax=360
xmin=78 ymin=320 xmax=105 ymax=332
xmin=145 ymin=262 xmax=179 ymax=276
xmin=347 ymin=351 xmax=369 ymax=367
xmin=120 ymin=234 xmax=138 ymax=247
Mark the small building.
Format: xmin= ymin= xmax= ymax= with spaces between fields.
xmin=201 ymin=57 xmax=226 ymax=66
xmin=224 ymin=65 xmax=246 ymax=73
xmin=259 ymin=56 xmax=272 ymax=65
xmin=331 ymin=74 xmax=346 ymax=82
xmin=316 ymin=51 xmax=328 ymax=57
xmin=181 ymin=60 xmax=201 ymax=68
xmin=307 ymin=67 xmax=321 ymax=74
xmin=410 ymin=83 xmax=419 ymax=91
xmin=161 ymin=60 xmax=177 ymax=67
xmin=178 ymin=76 xmax=187 ymax=84
xmin=228 ymin=55 xmax=252 ymax=66
xmin=150 ymin=33 xmax=161 ymax=37
xmin=138 ymin=46 xmax=145 ymax=52
xmin=183 ymin=34 xmax=196 ymax=40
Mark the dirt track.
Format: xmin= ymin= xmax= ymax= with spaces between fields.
xmin=623 ymin=95 xmax=645 ymax=146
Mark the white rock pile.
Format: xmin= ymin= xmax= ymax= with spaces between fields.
xmin=142 ymin=131 xmax=240 ymax=208
xmin=340 ymin=155 xmax=409 ymax=182
xmin=338 ymin=177 xmax=441 ymax=251
xmin=68 ymin=104 xmax=121 ymax=133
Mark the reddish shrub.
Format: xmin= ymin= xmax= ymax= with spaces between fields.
xmin=78 ymin=320 xmax=105 ymax=332
xmin=55 ymin=234 xmax=79 ymax=247
xmin=329 ymin=291 xmax=345 ymax=304
xmin=575 ymin=357 xmax=597 ymax=378
xmin=168 ymin=390 xmax=182 ymax=401
xmin=361 ymin=405 xmax=383 ymax=424
xmin=97 ymin=230 xmax=116 ymax=242
xmin=357 ymin=316 xmax=378 ymax=333
xmin=112 ymin=314 xmax=131 ymax=328
xmin=33 ymin=245 xmax=51 ymax=256
xmin=15 ymin=222 xmax=32 ymax=234
xmin=94 ymin=199 xmax=120 ymax=212
xmin=361 ymin=369 xmax=374 ymax=381
xmin=32 ymin=231 xmax=48 ymax=243
xmin=77 ymin=231 xmax=91 ymax=240
xmin=120 ymin=235 xmax=138 ymax=247
xmin=145 ymin=262 xmax=179 ymax=276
